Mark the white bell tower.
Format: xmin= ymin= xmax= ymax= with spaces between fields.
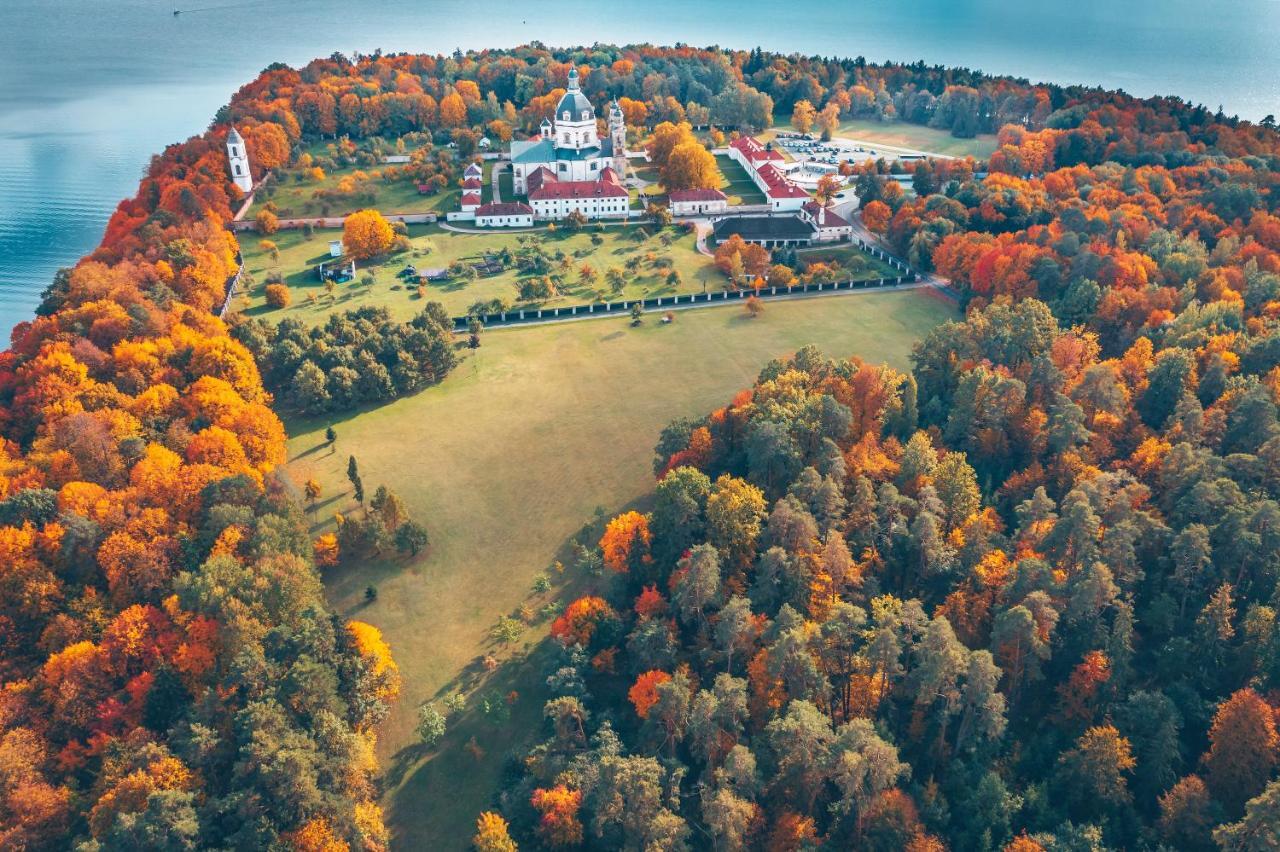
xmin=609 ymin=100 xmax=627 ymax=175
xmin=226 ymin=126 xmax=253 ymax=193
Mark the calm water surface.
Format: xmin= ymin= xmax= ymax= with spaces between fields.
xmin=1 ymin=0 xmax=1277 ymax=339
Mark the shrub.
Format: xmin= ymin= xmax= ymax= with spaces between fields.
xmin=255 ymin=209 xmax=279 ymax=235
xmin=264 ymin=283 xmax=291 ymax=309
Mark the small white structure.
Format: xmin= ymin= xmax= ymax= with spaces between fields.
xmin=668 ymin=188 xmax=729 ymax=217
xmin=461 ymin=192 xmax=483 ymax=212
xmin=800 ymin=201 xmax=853 ymax=242
xmin=226 ymin=127 xmax=253 ymax=194
xmin=464 ymin=162 xmax=484 ymax=181
xmin=478 ymin=136 xmax=492 ymax=150
xmin=476 ymin=202 xmax=534 ymax=228
xmin=328 ymin=240 xmax=343 ymax=258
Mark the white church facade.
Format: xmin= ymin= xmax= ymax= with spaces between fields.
xmin=505 ymin=68 xmax=631 ymax=221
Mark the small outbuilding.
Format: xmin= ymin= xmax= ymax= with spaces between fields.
xmin=475 ymin=202 xmax=534 ymax=228
xmin=668 ymin=188 xmax=729 ymax=217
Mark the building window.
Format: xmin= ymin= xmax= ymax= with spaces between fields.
xmin=234 ymin=165 xmax=242 ymax=175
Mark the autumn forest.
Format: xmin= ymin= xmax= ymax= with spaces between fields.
xmin=1 ymin=41 xmax=1279 ymax=852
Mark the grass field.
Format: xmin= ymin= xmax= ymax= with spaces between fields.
xmin=284 ymin=288 xmax=956 ymax=848
xmin=249 ymin=165 xmax=460 ymax=219
xmin=713 ymin=154 xmax=769 ymax=205
xmin=235 ymin=223 xmax=726 ymax=324
xmin=764 ymin=113 xmax=998 ymax=159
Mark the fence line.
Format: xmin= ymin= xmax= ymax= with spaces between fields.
xmin=218 ymin=263 xmax=244 ymax=319
xmin=449 ymin=273 xmax=918 ymax=332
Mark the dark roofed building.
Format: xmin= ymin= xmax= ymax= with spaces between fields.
xmin=713 ymin=215 xmax=816 ymax=247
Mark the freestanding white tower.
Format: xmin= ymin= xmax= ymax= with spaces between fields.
xmin=226 ymin=127 xmax=253 ymax=194
xmin=608 ymin=99 xmax=627 ymax=176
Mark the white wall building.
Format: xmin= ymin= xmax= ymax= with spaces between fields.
xmin=668 ymin=188 xmax=729 ymax=217
xmin=800 ymin=201 xmax=853 ymax=242
xmin=226 ymin=127 xmax=253 ymax=193
xmin=475 ymin=202 xmax=534 ymax=228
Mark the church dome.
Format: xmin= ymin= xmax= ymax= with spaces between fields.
xmin=555 ymin=68 xmax=594 ymax=121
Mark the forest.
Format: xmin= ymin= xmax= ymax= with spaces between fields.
xmin=0 ymin=40 xmax=1276 ymax=850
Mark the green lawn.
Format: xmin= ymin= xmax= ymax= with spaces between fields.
xmin=764 ymin=113 xmax=998 ymax=159
xmin=496 ymin=166 xmax=513 ymax=202
xmin=713 ymin=154 xmax=769 ymax=205
xmin=283 ymin=288 xmax=956 ymax=849
xmin=250 ymin=164 xmax=459 ymax=219
xmin=235 ymin=223 xmax=726 ymax=324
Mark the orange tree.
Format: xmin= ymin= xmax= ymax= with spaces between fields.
xmin=342 ymin=208 xmax=395 ymax=260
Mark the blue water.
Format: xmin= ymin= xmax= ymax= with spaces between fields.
xmin=1 ymin=0 xmax=1277 ymax=340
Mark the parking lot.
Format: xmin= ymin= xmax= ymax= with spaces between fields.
xmin=773 ymin=130 xmax=928 ymax=169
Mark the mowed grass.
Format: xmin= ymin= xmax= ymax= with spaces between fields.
xmin=763 ymin=114 xmax=998 ymax=159
xmin=235 ymin=223 xmax=724 ymax=324
xmin=714 ymin=154 xmax=769 ymax=205
xmin=283 ymin=288 xmax=956 ymax=849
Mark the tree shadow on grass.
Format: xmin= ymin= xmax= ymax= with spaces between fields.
xmin=379 ymin=500 xmax=642 ymax=848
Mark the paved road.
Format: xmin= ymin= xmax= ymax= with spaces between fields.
xmin=490 ymin=162 xmax=505 ymax=204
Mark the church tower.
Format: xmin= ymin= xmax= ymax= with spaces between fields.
xmin=608 ymin=100 xmax=627 ymax=176
xmin=226 ymin=127 xmax=253 ymax=194
xmin=553 ymin=68 xmax=599 ymax=153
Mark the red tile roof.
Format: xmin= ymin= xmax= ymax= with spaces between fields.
xmin=462 ymin=177 xmax=483 ymax=190
xmin=668 ymin=188 xmax=728 ymax=202
xmin=529 ymin=179 xmax=628 ymax=201
xmin=803 ymin=201 xmax=851 ymax=228
xmin=756 ymin=163 xmax=811 ymax=199
xmin=526 ymin=166 xmax=556 ymax=193
xmin=599 ymin=165 xmax=622 ymax=185
xmin=476 ymin=202 xmax=533 ymax=217
xmin=730 ymin=135 xmax=784 ymax=162
xmin=461 ymin=192 xmax=482 ymax=207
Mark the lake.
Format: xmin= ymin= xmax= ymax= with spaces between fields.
xmin=1 ymin=0 xmax=1277 ymax=340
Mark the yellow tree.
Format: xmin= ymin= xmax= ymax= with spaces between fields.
xmin=792 ymin=100 xmax=817 ymax=134
xmin=661 ymin=140 xmax=719 ymax=191
xmin=818 ymin=102 xmax=841 ymax=139
xmin=343 ymin=209 xmax=394 ymax=260
xmin=439 ymin=92 xmax=467 ymax=127
xmin=646 ymin=121 xmax=695 ymax=169
xmin=474 ymin=812 xmax=517 ymax=852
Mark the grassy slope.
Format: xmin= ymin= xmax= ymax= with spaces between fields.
xmin=284 ymin=288 xmax=956 ymax=848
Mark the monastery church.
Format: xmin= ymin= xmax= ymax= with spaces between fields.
xmin=508 ymin=68 xmax=630 ymax=220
